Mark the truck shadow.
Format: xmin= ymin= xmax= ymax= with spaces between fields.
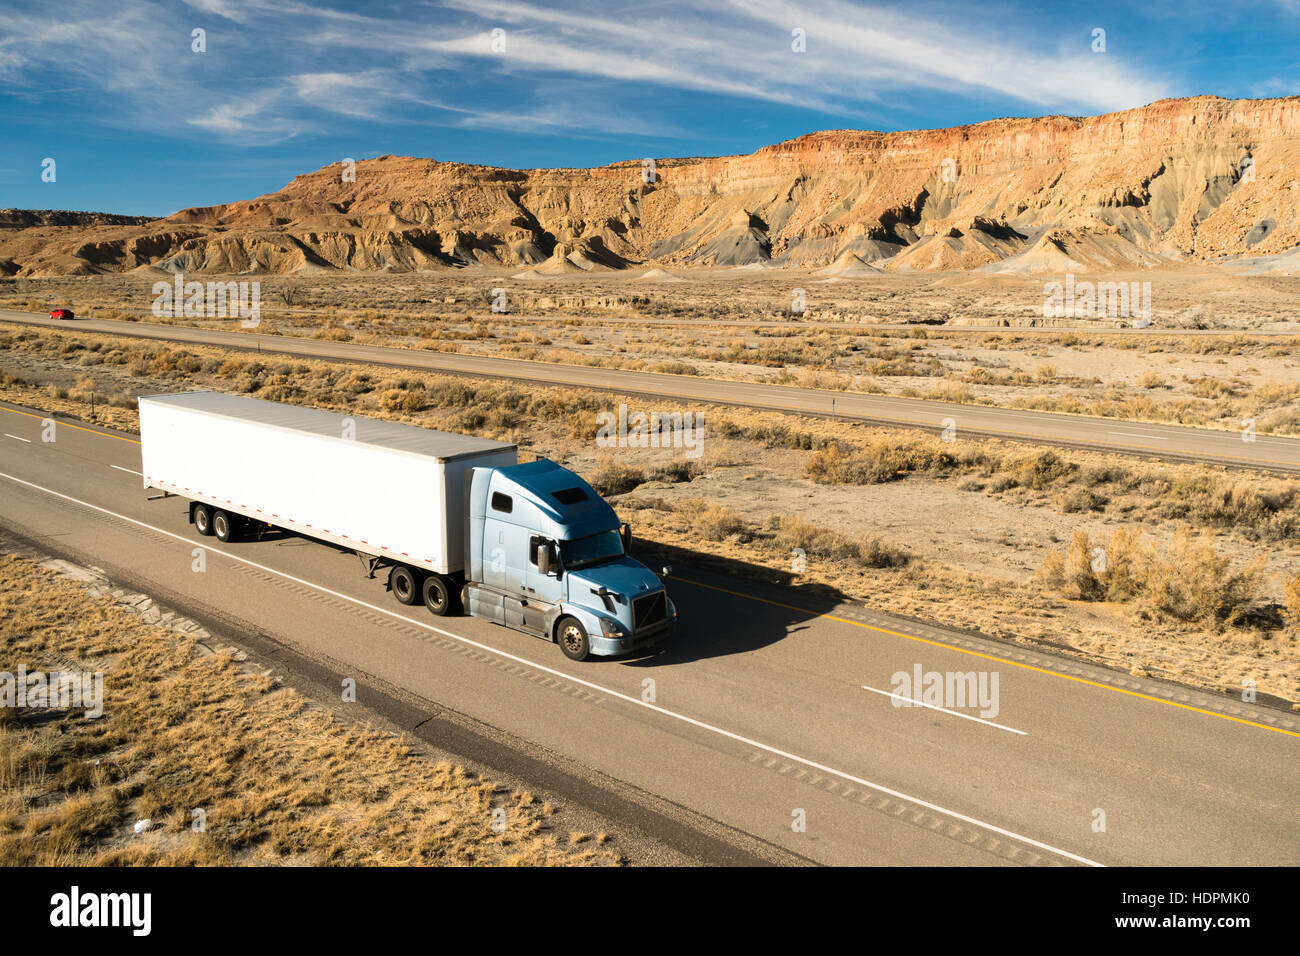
xmin=245 ymin=524 xmax=849 ymax=665
xmin=622 ymin=540 xmax=850 ymax=666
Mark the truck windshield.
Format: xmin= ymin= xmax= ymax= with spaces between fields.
xmin=560 ymin=529 xmax=624 ymax=570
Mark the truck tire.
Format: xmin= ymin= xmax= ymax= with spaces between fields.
xmin=389 ymin=565 xmax=420 ymax=606
xmin=212 ymin=510 xmax=237 ymax=543
xmin=556 ymin=616 xmax=590 ymax=662
xmin=193 ymin=503 xmax=213 ymax=536
xmin=421 ymin=574 xmax=455 ymax=616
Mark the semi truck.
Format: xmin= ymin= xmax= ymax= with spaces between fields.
xmin=137 ymin=391 xmax=676 ymax=660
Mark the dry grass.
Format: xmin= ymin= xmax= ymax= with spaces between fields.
xmin=5 ymin=271 xmax=1299 ymax=433
xmin=1037 ymin=528 xmax=1269 ymax=627
xmin=0 ymin=554 xmax=619 ymax=866
xmin=665 ymin=500 xmax=911 ymax=569
xmin=773 ymin=515 xmax=910 ymax=569
xmin=588 ymin=459 xmax=700 ymax=496
xmin=1 ymin=325 xmax=1297 ymax=702
xmin=1285 ymin=575 xmax=1300 ymax=627
xmin=801 ymin=436 xmax=1299 ymax=542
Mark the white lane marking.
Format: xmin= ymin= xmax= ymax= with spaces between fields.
xmin=110 ymin=465 xmax=143 ymax=476
xmin=4 ymin=433 xmax=31 ymax=443
xmin=862 ymin=684 xmax=1028 ymax=736
xmin=0 ymin=468 xmax=1103 ymax=867
xmin=1106 ymin=430 xmax=1169 ymax=440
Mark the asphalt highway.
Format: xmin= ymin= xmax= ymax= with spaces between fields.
xmin=1 ymin=399 xmax=1296 ymax=865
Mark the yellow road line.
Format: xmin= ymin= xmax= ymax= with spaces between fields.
xmin=6 ymin=398 xmax=1295 ymax=739
xmin=0 ymin=404 xmax=140 ymax=444
xmin=676 ymin=576 xmax=1300 ymax=740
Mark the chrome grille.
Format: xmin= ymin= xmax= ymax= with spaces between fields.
xmin=633 ymin=590 xmax=667 ymax=631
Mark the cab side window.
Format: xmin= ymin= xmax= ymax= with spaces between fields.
xmin=491 ymin=492 xmax=513 ymax=514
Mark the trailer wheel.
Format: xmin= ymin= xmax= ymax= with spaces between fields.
xmin=389 ymin=565 xmax=420 ymax=606
xmin=212 ymin=510 xmax=237 ymax=543
xmin=421 ymin=574 xmax=455 ymax=616
xmin=193 ymin=504 xmax=213 ymax=536
xmin=556 ymin=616 xmax=590 ymax=662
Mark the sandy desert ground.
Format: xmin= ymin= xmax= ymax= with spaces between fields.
xmin=3 ymin=268 xmax=1299 ymax=437
xmin=0 ymin=277 xmax=1296 ymax=705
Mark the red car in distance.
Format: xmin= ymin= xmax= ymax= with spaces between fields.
xmin=50 ymin=308 xmax=75 ymax=320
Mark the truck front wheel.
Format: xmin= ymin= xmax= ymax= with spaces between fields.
xmin=556 ymin=616 xmax=590 ymax=662
xmin=389 ymin=565 xmax=420 ymax=606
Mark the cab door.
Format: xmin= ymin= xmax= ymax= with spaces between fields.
xmin=523 ymin=534 xmax=564 ymax=633
xmin=482 ymin=489 xmax=519 ymax=592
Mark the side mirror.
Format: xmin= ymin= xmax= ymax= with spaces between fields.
xmin=661 ymin=564 xmax=672 ymax=579
xmin=537 ymin=544 xmax=553 ymax=576
xmin=620 ymin=522 xmax=631 ymax=554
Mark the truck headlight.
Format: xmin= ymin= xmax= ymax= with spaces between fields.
xmin=599 ymin=617 xmax=627 ymax=639
xmin=667 ymin=596 xmax=677 ymax=618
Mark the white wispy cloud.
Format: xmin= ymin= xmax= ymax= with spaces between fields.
xmin=0 ymin=0 xmax=1174 ymax=149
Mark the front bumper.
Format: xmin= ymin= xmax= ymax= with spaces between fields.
xmin=589 ymin=620 xmax=676 ymax=657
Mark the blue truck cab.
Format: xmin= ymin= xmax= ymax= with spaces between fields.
xmin=463 ymin=459 xmax=676 ymax=660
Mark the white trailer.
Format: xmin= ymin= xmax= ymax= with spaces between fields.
xmin=138 ymin=392 xmax=517 ymax=576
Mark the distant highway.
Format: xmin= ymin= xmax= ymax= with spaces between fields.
xmin=3 ymin=309 xmax=1298 ymax=473
xmin=1 ymin=398 xmax=1297 ymax=865
xmin=17 ymin=302 xmax=1300 ymax=335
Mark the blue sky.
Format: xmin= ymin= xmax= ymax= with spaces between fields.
xmin=2 ymin=0 xmax=1299 ymax=216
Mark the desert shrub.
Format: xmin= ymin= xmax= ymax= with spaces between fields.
xmin=589 ymin=460 xmax=644 ymax=496
xmin=1160 ymin=477 xmax=1299 ymax=541
xmin=1191 ymin=377 xmax=1234 ymax=398
xmin=1012 ymin=450 xmax=1075 ymax=489
xmin=1098 ymin=528 xmax=1147 ymax=602
xmin=1046 ymin=529 xmax=1106 ymax=600
xmin=742 ymin=421 xmax=819 ymax=450
xmin=1038 ymin=528 xmax=1266 ymax=626
xmin=1059 ymin=487 xmax=1107 ymax=513
xmin=805 ymin=441 xmax=905 ymax=483
xmin=1082 ymin=464 xmax=1130 ymax=487
xmin=380 ymin=388 xmax=426 ymax=414
xmin=257 ymin=384 xmax=302 ymax=403
xmin=1141 ymin=531 xmax=1265 ymax=625
xmin=679 ymin=499 xmax=753 ymax=542
xmin=649 ymin=461 xmax=700 ymax=484
xmin=853 ymin=535 xmax=911 ymax=568
xmin=805 ymin=436 xmax=983 ymax=486
xmin=1284 ymin=575 xmax=1300 ymax=628
xmin=334 ymin=372 xmax=373 ymax=395
xmin=447 ymin=408 xmax=487 ymax=432
xmin=774 ymin=516 xmax=910 ymax=569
